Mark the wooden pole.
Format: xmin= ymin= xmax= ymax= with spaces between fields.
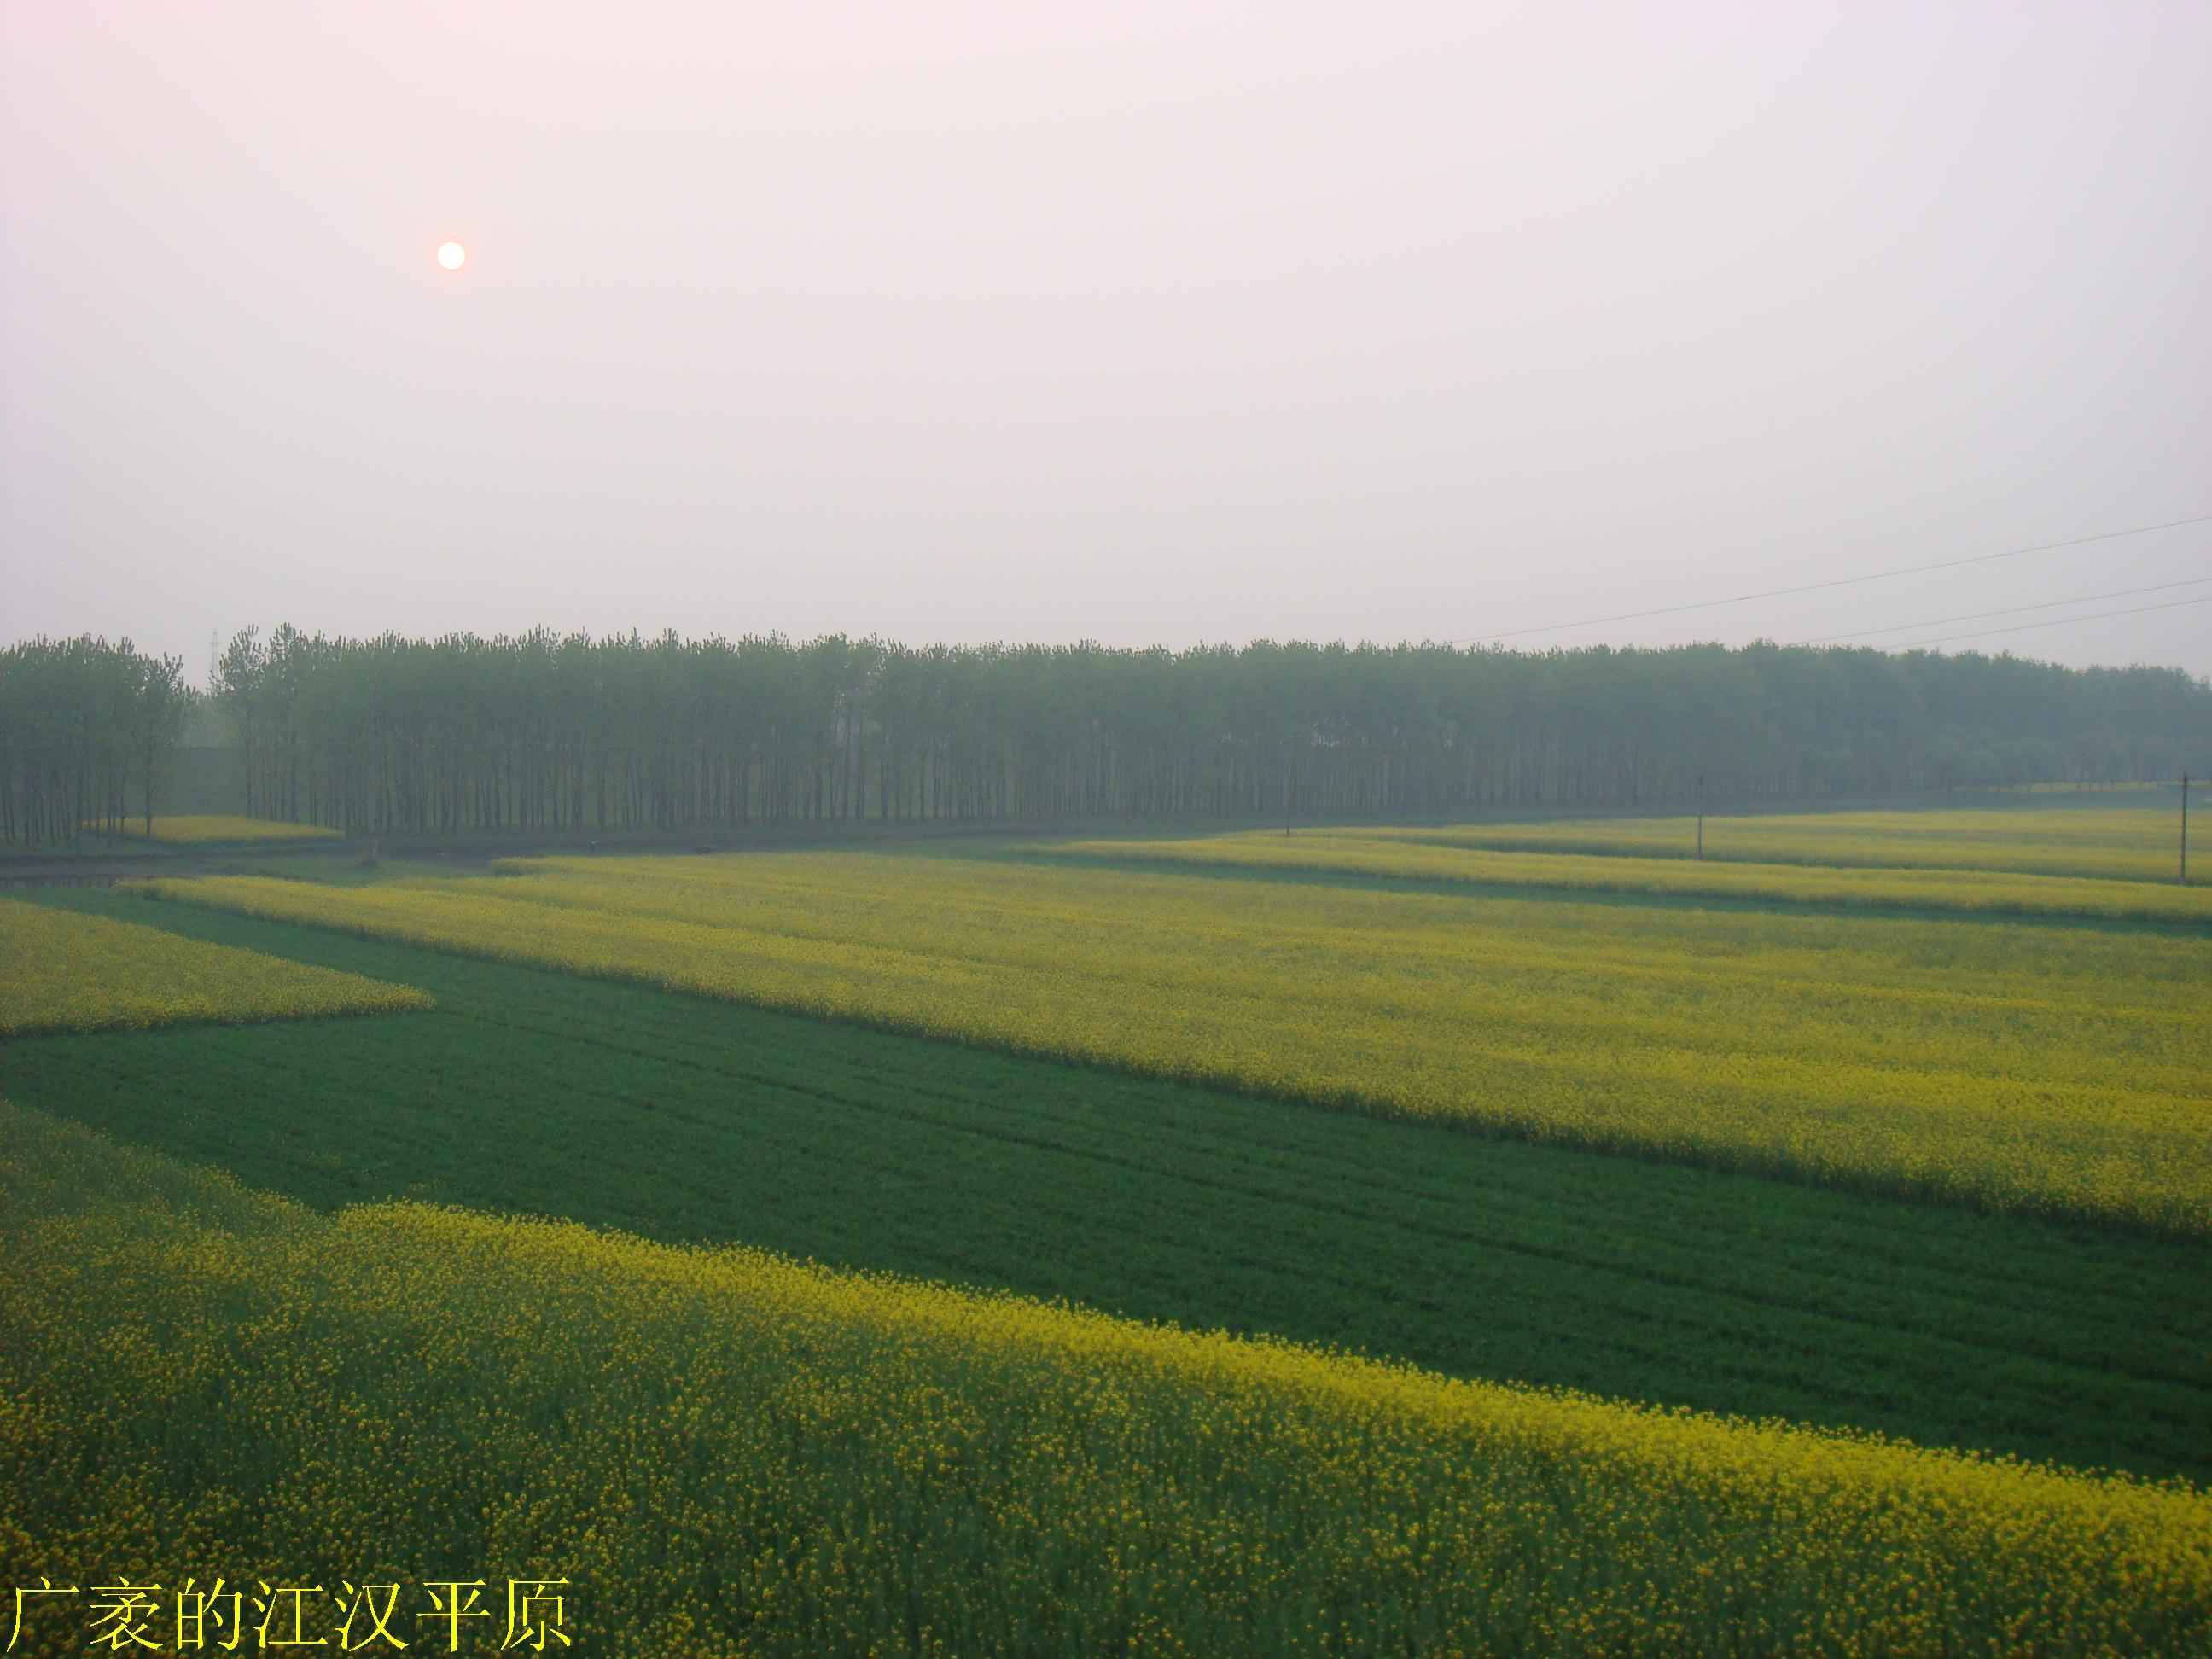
xmin=2182 ymin=771 xmax=2191 ymax=887
xmin=1696 ymin=772 xmax=1705 ymax=861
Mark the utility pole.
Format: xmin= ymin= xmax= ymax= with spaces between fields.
xmin=1696 ymin=772 xmax=1705 ymax=861
xmin=2182 ymin=772 xmax=2191 ymax=887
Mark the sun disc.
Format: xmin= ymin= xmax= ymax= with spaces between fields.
xmin=437 ymin=241 xmax=467 ymax=271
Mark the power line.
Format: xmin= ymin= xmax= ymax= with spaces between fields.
xmin=1450 ymin=512 xmax=2212 ymax=644
xmin=1878 ymin=593 xmax=2212 ymax=651
xmin=1802 ymin=577 xmax=2212 ymax=645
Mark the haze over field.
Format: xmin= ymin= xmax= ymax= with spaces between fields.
xmin=3 ymin=2 xmax=2209 ymax=674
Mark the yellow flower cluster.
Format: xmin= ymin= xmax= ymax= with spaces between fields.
xmin=0 ymin=897 xmax=431 ymax=1039
xmin=131 ymin=855 xmax=2212 ymax=1235
xmin=1361 ymin=803 xmax=2197 ymax=883
xmin=4 ymin=1102 xmax=2204 ymax=1658
xmin=1044 ymin=831 xmax=2212 ymax=923
xmin=108 ymin=815 xmax=341 ymax=844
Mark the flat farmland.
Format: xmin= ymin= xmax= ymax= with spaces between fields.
xmin=7 ymin=1102 xmax=2205 ymax=1659
xmin=1037 ymin=830 xmax=2212 ymax=923
xmin=15 ymin=790 xmax=2212 ymax=1656
xmin=11 ymin=885 xmax=2209 ymax=1483
xmin=106 ymin=813 xmax=343 ymax=844
xmin=1351 ymin=799 xmax=2200 ymax=882
xmin=0 ymin=893 xmax=431 ymax=1037
xmin=129 ymin=850 xmax=2212 ymax=1234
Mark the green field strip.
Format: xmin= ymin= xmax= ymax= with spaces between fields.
xmin=637 ymin=1027 xmax=2196 ymax=1391
xmin=13 ymin=885 xmax=2209 ymax=1484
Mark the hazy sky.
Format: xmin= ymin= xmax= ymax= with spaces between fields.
xmin=4 ymin=2 xmax=2209 ymax=679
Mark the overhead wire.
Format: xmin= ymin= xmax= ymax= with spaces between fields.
xmin=1800 ymin=577 xmax=2212 ymax=645
xmin=1448 ymin=513 xmax=2212 ymax=644
xmin=1876 ymin=593 xmax=2212 ymax=652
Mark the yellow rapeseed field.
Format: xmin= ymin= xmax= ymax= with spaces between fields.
xmin=131 ymin=856 xmax=2212 ymax=1235
xmin=3 ymin=1102 xmax=2204 ymax=1658
xmin=107 ymin=814 xmax=341 ymax=844
xmin=0 ymin=897 xmax=431 ymax=1039
xmin=1363 ymin=803 xmax=2198 ymax=882
xmin=1043 ymin=831 xmax=2212 ymax=923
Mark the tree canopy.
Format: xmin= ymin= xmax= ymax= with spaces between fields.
xmin=0 ymin=636 xmax=188 ymax=846
xmin=189 ymin=628 xmax=2210 ymax=839
xmin=6 ymin=628 xmax=2203 ymax=845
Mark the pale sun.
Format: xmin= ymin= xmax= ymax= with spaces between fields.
xmin=436 ymin=241 xmax=467 ymax=271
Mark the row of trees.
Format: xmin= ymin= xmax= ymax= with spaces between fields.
xmin=0 ymin=636 xmax=188 ymax=846
xmin=6 ymin=627 xmax=2202 ymax=846
xmin=193 ymin=627 xmax=2210 ymax=839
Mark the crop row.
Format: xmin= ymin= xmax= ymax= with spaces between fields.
xmin=110 ymin=813 xmax=342 ymax=843
xmin=1041 ymin=831 xmax=2212 ymax=923
xmin=0 ymin=895 xmax=430 ymax=1039
xmin=1366 ymin=802 xmax=2197 ymax=882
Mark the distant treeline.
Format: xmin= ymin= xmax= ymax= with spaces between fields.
xmin=4 ymin=628 xmax=2205 ymax=844
xmin=0 ymin=636 xmax=188 ymax=845
xmin=209 ymin=627 xmax=2209 ymax=838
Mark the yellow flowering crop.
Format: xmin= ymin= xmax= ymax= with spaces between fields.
xmin=3 ymin=1102 xmax=2205 ymax=1658
xmin=1359 ymin=803 xmax=2197 ymax=883
xmin=106 ymin=814 xmax=341 ymax=844
xmin=1043 ymin=831 xmax=2212 ymax=923
xmin=130 ymin=856 xmax=2212 ymax=1235
xmin=0 ymin=897 xmax=431 ymax=1039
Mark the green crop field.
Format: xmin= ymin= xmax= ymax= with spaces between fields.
xmin=9 ymin=1102 xmax=2206 ymax=1659
xmin=127 ymin=847 xmax=2212 ymax=1233
xmin=7 ymin=792 xmax=2211 ymax=1655
xmin=12 ymin=886 xmax=2209 ymax=1487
